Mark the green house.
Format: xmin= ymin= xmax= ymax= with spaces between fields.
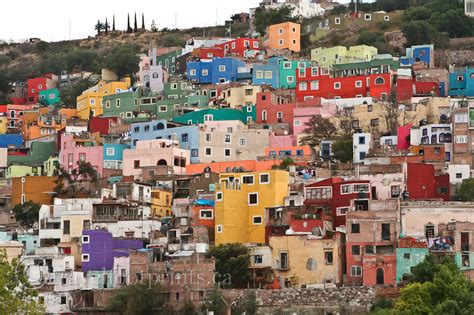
xmin=157 ymin=49 xmax=182 ymax=75
xmin=39 ymin=88 xmax=60 ymax=106
xmin=7 ymin=141 xmax=56 ymax=167
xmin=172 ymin=107 xmax=255 ymax=125
xmin=103 ymin=88 xmax=143 ymax=121
xmin=279 ymin=59 xmax=312 ymax=89
xmin=395 ymin=247 xmax=429 ymax=283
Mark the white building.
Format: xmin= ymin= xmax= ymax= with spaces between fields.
xmin=251 ymin=0 xmax=325 ymax=20
xmin=353 ymin=133 xmax=372 ymax=163
xmin=466 ymin=0 xmax=474 ymax=17
xmin=448 ymin=164 xmax=471 ymax=185
xmin=410 ymin=124 xmax=453 ymax=162
xmin=139 ymin=48 xmax=168 ymax=93
xmin=182 ymin=38 xmax=231 ymax=55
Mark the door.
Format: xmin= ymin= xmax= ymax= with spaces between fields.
xmin=371 ymin=186 xmax=377 ymax=200
xmin=376 ymin=268 xmax=384 ymax=285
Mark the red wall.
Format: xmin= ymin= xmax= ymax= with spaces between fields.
xmin=396 ymin=78 xmax=440 ymax=101
xmin=296 ymin=67 xmax=391 ymax=102
xmin=407 ymin=163 xmax=450 ymax=201
xmin=256 ymin=91 xmax=296 ymax=126
xmin=199 ymin=47 xmax=225 ymax=59
xmin=216 ymin=38 xmax=260 ymax=57
xmin=27 ymin=77 xmax=47 ymax=104
xmin=89 ymin=117 xmax=118 ymax=136
xmin=191 ymin=205 xmax=215 ymax=229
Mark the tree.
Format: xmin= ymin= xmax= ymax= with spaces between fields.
xmin=104 ymin=18 xmax=110 ymax=35
xmin=60 ymin=78 xmax=95 ymax=108
xmin=107 ymin=282 xmax=167 ymax=315
xmin=151 ymin=20 xmax=158 ymax=32
xmin=112 ymin=14 xmax=116 ymax=32
xmin=332 ymin=135 xmax=353 ymax=163
xmin=232 ymin=290 xmax=258 ymax=315
xmin=134 ymin=12 xmax=138 ymax=33
xmin=127 ymin=14 xmax=132 ymax=33
xmin=94 ymin=20 xmax=104 ymax=36
xmin=55 ymin=161 xmax=98 ymax=198
xmin=12 ymin=201 xmax=41 ymax=228
xmin=253 ymin=6 xmax=298 ymax=35
xmin=0 ymin=250 xmax=45 ymax=314
xmin=381 ymin=91 xmax=402 ymax=135
xmin=104 ymin=43 xmax=140 ymax=78
xmin=141 ymin=13 xmax=145 ymax=30
xmin=278 ymin=158 xmax=295 ymax=170
xmin=207 ymin=244 xmax=252 ymax=288
xmin=299 ymin=115 xmax=337 ymax=148
xmin=402 ymin=20 xmax=437 ymax=46
xmin=457 ymin=178 xmax=474 ymax=201
xmin=203 ymin=286 xmax=226 ymax=315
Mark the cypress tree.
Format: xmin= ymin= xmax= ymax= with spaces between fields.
xmin=105 ymin=17 xmax=108 ymax=35
xmin=112 ymin=15 xmax=116 ymax=32
xmin=134 ymin=12 xmax=138 ymax=33
xmin=127 ymin=13 xmax=132 ymax=33
xmin=142 ymin=13 xmax=145 ymax=30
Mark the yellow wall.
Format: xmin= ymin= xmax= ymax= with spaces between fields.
xmin=221 ymin=85 xmax=261 ymax=108
xmin=0 ymin=116 xmax=8 ymax=134
xmin=269 ymin=235 xmax=341 ymax=286
xmin=151 ymin=189 xmax=172 ymax=217
xmin=76 ymin=78 xmax=131 ymax=119
xmin=311 ymin=45 xmax=378 ymax=66
xmin=215 ymin=170 xmax=289 ymax=245
xmin=61 ymin=215 xmax=92 ymax=243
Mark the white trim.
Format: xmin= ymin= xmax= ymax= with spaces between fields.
xmin=82 ymin=235 xmax=90 ymax=244
xmin=252 ymin=215 xmax=263 ymax=225
xmin=216 ymin=192 xmax=223 ymax=201
xmin=216 ymin=225 xmax=223 ymax=233
xmin=199 ymin=209 xmax=214 ymax=219
xmin=248 ymin=192 xmax=258 ymax=206
xmin=259 ymin=173 xmax=270 ymax=184
xmin=82 ymin=254 xmax=90 ymax=262
xmin=242 ymin=175 xmax=255 ymax=185
xmin=336 ymin=206 xmax=349 ymax=216
xmin=340 ymin=184 xmax=352 ymax=195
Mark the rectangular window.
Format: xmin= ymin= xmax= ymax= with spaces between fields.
xmin=199 ymin=210 xmax=213 ymax=219
xmin=324 ymin=251 xmax=333 ymax=265
xmin=159 ymin=105 xmax=167 ymax=112
xmin=264 ymin=71 xmax=273 ymax=79
xmin=306 ymin=187 xmax=332 ymax=199
xmin=354 ymin=184 xmax=369 ymax=193
xmin=181 ymin=133 xmax=188 ymax=142
xmin=216 ymin=192 xmax=223 ymax=201
xmin=134 ymin=160 xmax=140 ymax=169
xmin=299 ymin=82 xmax=307 ymax=91
xmin=260 ymin=173 xmax=270 ymax=184
xmin=310 ymin=80 xmax=319 ymax=90
xmin=79 ymin=153 xmax=86 ymax=162
xmin=279 ymin=252 xmax=288 ymax=269
xmin=382 ymin=223 xmax=391 ymax=241
xmin=205 ymin=148 xmax=212 ymax=156
xmin=336 ymin=207 xmax=349 ymax=216
xmin=82 ymin=254 xmax=90 ymax=262
xmin=355 ymin=80 xmax=362 ymax=88
xmin=256 ymin=70 xmax=264 ymax=79
xmin=287 ymin=76 xmax=294 ymax=83
xmin=254 ymin=255 xmax=263 ymax=264
xmin=248 ymin=193 xmax=258 ymax=205
xmin=341 ymin=184 xmax=352 ymax=194
xmin=351 ymin=223 xmax=360 ymax=233
xmin=239 ymin=138 xmax=247 ymax=146
xmin=334 ymin=82 xmax=341 ymax=89
xmin=224 ymin=148 xmax=231 ymax=157
xmin=352 ymin=245 xmax=360 ymax=255
xmin=371 ymin=118 xmax=379 ymax=127
xmin=456 ymin=135 xmax=467 ymax=144
xmin=351 ymin=266 xmax=362 ymax=276
xmin=63 ymin=220 xmax=70 ymax=235
xmin=252 ymin=216 xmax=262 ymax=225
xmin=224 ymin=134 xmax=231 ymax=143
xmin=219 ymin=65 xmax=226 ymax=72
xmin=202 ymin=69 xmax=208 ymax=76
xmin=205 ymin=133 xmax=212 ymax=142
xmin=242 ymin=175 xmax=254 ymax=184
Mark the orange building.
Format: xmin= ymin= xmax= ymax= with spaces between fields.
xmin=267 ymin=22 xmax=301 ymax=52
xmin=11 ymin=176 xmax=57 ymax=206
xmin=186 ymin=160 xmax=278 ymax=175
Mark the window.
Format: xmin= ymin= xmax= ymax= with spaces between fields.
xmin=202 ymin=69 xmax=209 ymax=76
xmin=242 ymin=175 xmax=254 ymax=184
xmin=384 ymin=15 xmax=390 ymax=21
xmin=351 ymin=223 xmax=360 ymax=233
xmin=253 ymin=216 xmax=262 ymax=225
xmin=256 ymin=70 xmax=264 ymax=79
xmin=61 ymin=296 xmax=67 ymax=304
xmin=216 ymin=192 xmax=223 ymax=201
xmin=224 ymin=148 xmax=231 ymax=157
xmin=264 ymin=71 xmax=273 ymax=79
xmin=355 ymin=80 xmax=362 ymax=88
xmin=455 ymin=173 xmax=463 ymax=179
xmin=335 ymin=17 xmax=341 ymax=25
xmin=341 ymin=184 xmax=352 ymax=194
xmin=354 ymin=184 xmax=369 ymax=193
xmin=115 ymin=99 xmax=121 ymax=108
xmin=205 ymin=133 xmax=211 ymax=142
xmin=294 ymin=120 xmax=301 ymax=126
xmin=324 ymin=251 xmax=333 ymax=264
xmin=191 ymin=149 xmax=198 ymax=157
xmin=199 ymin=210 xmax=213 ymax=219
xmin=364 ymin=14 xmax=371 ymax=20
xmin=375 ymin=77 xmax=385 ymax=85
xmin=260 ymin=173 xmax=270 ymax=184
xmin=358 ymin=136 xmax=366 ymax=145
xmin=224 ymin=134 xmax=231 ymax=143
xmin=277 ymin=111 xmax=283 ymax=119
xmin=159 ymin=105 xmax=167 ymax=112
xmin=248 ymin=193 xmax=258 ymax=205
xmin=189 ymin=69 xmax=197 ymax=76
xmin=82 ymin=254 xmax=90 ymax=262
xmin=336 ymin=207 xmax=349 ymax=216
xmin=368 ymin=105 xmax=373 ymax=112
xmin=254 ymin=255 xmax=263 ymax=264
xmin=90 ymin=99 xmax=95 ymax=105
xmin=404 ymin=253 xmax=411 ymax=259
xmin=306 ymin=187 xmax=332 ymax=199
xmin=287 ymin=76 xmax=294 ymax=83
xmin=455 ymin=113 xmax=468 ymax=123
xmin=219 ymin=65 xmax=226 ymax=72
xmin=63 ymin=220 xmax=70 ymax=235
xmin=334 ymin=82 xmax=341 ymax=89
xmin=391 ymin=186 xmax=400 ymax=198
xmin=216 ymin=225 xmax=223 ymax=233
xmin=382 ymin=223 xmax=391 ymax=241
xmin=371 ymin=118 xmax=379 ymax=127
xmin=79 ymin=153 xmax=86 ymax=162
xmin=456 ymin=135 xmax=467 ymax=144
xmin=279 ymin=252 xmax=289 ymax=270
xmin=457 ymin=75 xmax=464 ymax=81
xmin=365 ymin=245 xmax=375 ymax=254
xmin=205 ymin=148 xmax=212 ymax=156
xmin=262 ymin=110 xmax=268 ymax=121
xmin=352 ymin=245 xmax=360 ymax=255
xmin=310 ymin=80 xmax=319 ymax=90
xmin=278 ymin=28 xmax=283 ymax=35
xmin=204 ymin=114 xmax=213 ymax=121
xmin=134 ymin=160 xmax=140 ymax=169
xmin=299 ymin=82 xmax=308 ymax=91
xmin=351 ymin=266 xmax=362 ymax=276
xmin=105 ymin=100 xmax=110 ymax=108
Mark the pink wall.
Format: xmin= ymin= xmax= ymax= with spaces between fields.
xmin=269 ymin=134 xmax=296 ymax=149
xmin=59 ymin=134 xmax=104 ymax=177
xmin=397 ymin=124 xmax=412 ymax=150
xmin=293 ymin=104 xmax=336 ymax=135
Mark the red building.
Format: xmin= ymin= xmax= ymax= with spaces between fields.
xmin=396 ymin=77 xmax=440 ymax=102
xmin=26 ymin=74 xmax=58 ymax=104
xmin=407 ymin=163 xmax=450 ymax=201
xmin=304 ymin=178 xmax=372 ymax=228
xmin=88 ymin=116 xmax=119 ymax=136
xmin=255 ymin=91 xmax=322 ymax=132
xmin=197 ymin=47 xmax=225 ymax=59
xmin=215 ymin=38 xmax=260 ymax=57
xmin=296 ymin=66 xmax=392 ymax=102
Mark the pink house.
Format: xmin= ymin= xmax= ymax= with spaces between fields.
xmin=397 ymin=124 xmax=412 ymax=150
xmin=122 ymin=139 xmax=190 ymax=178
xmin=293 ymin=103 xmax=336 ymax=135
xmin=59 ymin=133 xmax=104 ymax=177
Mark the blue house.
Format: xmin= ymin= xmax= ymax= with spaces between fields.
xmin=187 ymin=58 xmax=248 ymax=85
xmin=449 ymin=68 xmax=474 ymax=97
xmin=130 ymin=120 xmax=200 ymax=163
xmin=103 ymin=143 xmax=129 ymax=170
xmin=252 ymin=57 xmax=281 ymax=88
xmin=0 ymin=232 xmax=38 ymax=255
xmin=400 ymin=44 xmax=434 ymax=68
xmin=0 ymin=134 xmax=23 ymax=148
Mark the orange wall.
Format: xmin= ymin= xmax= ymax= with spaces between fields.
xmin=267 ymin=22 xmax=301 ymax=52
xmin=11 ymin=176 xmax=57 ymax=206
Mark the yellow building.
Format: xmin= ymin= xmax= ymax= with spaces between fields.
xmin=0 ymin=241 xmax=24 ymax=262
xmin=220 ymin=85 xmax=262 ymax=109
xmin=215 ymin=170 xmax=289 ymax=245
xmin=151 ymin=189 xmax=172 ymax=217
xmin=269 ymin=235 xmax=341 ymax=287
xmin=76 ymin=77 xmax=131 ymax=119
xmin=311 ymin=45 xmax=378 ymax=66
xmin=0 ymin=116 xmax=8 ymax=134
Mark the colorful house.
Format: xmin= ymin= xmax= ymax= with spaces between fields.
xmin=11 ymin=176 xmax=57 ymax=206
xmin=59 ymin=133 xmax=104 ymax=177
xmin=172 ymin=108 xmax=254 ymax=125
xmin=27 ymin=74 xmax=58 ymax=104
xmin=187 ymin=57 xmax=251 ymax=84
xmin=311 ymin=45 xmax=378 ymax=66
xmin=38 ymin=88 xmax=61 ymax=106
xmin=139 ymin=48 xmax=168 ymax=93
xmin=252 ymin=57 xmax=282 ymax=88
xmin=215 ymin=38 xmax=261 ymax=57
xmin=395 ymin=237 xmax=429 ymax=283
xmin=102 ymin=87 xmax=143 ymax=121
xmin=151 ymin=189 xmax=172 ymax=217
xmin=156 ymin=49 xmax=182 ymax=74
xmin=267 ymin=22 xmax=301 ymax=53
xmin=0 ymin=134 xmax=23 ymax=148
xmin=7 ymin=141 xmax=55 ymax=168
xmin=400 ymin=44 xmax=434 ymax=68
xmin=215 ymin=170 xmax=289 ymax=245
xmin=103 ymin=143 xmax=128 ymax=170
xmin=76 ymin=78 xmax=131 ymax=119
xmin=449 ymin=68 xmax=474 ymax=97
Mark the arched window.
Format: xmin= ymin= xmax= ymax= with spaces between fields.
xmin=156 ymin=122 xmax=165 ymax=130
xmin=157 ymin=159 xmax=167 ymax=166
xmin=306 ymin=258 xmax=316 ymax=270
xmin=262 ymin=110 xmax=267 ymax=121
xmin=375 ymin=77 xmax=385 ymax=85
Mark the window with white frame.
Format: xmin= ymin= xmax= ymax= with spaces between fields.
xmin=456 ymin=135 xmax=467 ymax=144
xmin=82 ymin=254 xmax=90 ymax=262
xmin=248 ymin=193 xmax=258 ymax=205
xmin=336 ymin=207 xmax=349 ymax=216
xmin=189 ymin=69 xmax=197 ymax=76
xmin=242 ymin=175 xmax=254 ymax=184
xmin=311 ymin=80 xmax=319 ymax=90
xmin=90 ymin=99 xmax=95 ymax=105
xmin=239 ymin=138 xmax=247 ymax=146
xmin=351 ymin=266 xmax=362 ymax=276
xmin=294 ymin=120 xmax=301 ymax=126
xmin=106 ymin=148 xmax=115 ymax=156
xmin=264 ymin=71 xmax=273 ymax=79
xmin=216 ymin=192 xmax=223 ymax=201
xmin=455 ymin=113 xmax=468 ymax=123
xmin=202 ymin=69 xmax=209 ymax=76
xmin=219 ymin=65 xmax=226 ymax=72
xmin=287 ymin=76 xmax=294 ymax=83
xmin=260 ymin=173 xmax=270 ymax=184
xmin=253 ymin=41 xmax=259 ymax=48
xmin=299 ymin=82 xmax=308 ymax=91
xmin=311 ymin=67 xmax=319 ymax=76
xmin=321 ymin=67 xmax=329 ymax=75
xmin=353 ymin=184 xmax=370 ymax=193
xmin=283 ymin=62 xmax=291 ymax=69
xmin=256 ymin=70 xmax=264 ymax=79
xmin=82 ymin=235 xmax=90 ymax=244
xmin=199 ymin=209 xmax=213 ymax=219
xmin=306 ymin=187 xmax=332 ymax=199
xmin=205 ymin=133 xmax=212 ymax=142
xmin=159 ymin=105 xmax=167 ymax=112
xmin=204 ymin=114 xmax=213 ymax=121
xmin=105 ymin=101 xmax=110 ymax=108
xmin=277 ymin=111 xmax=283 ymax=119
xmin=334 ymin=82 xmax=341 ymax=89
xmin=335 ymin=17 xmax=341 ymax=25
xmin=262 ymin=110 xmax=268 ymax=121
xmin=252 ymin=216 xmax=263 ymax=225
xmin=341 ymin=184 xmax=352 ymax=194
xmin=224 ymin=134 xmax=231 ymax=143
xmin=278 ymin=28 xmax=283 ymax=35
xmin=355 ymin=80 xmax=363 ymax=88
xmin=126 ymin=112 xmax=133 ymax=118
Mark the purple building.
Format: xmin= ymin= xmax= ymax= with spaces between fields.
xmin=81 ymin=230 xmax=143 ymax=272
